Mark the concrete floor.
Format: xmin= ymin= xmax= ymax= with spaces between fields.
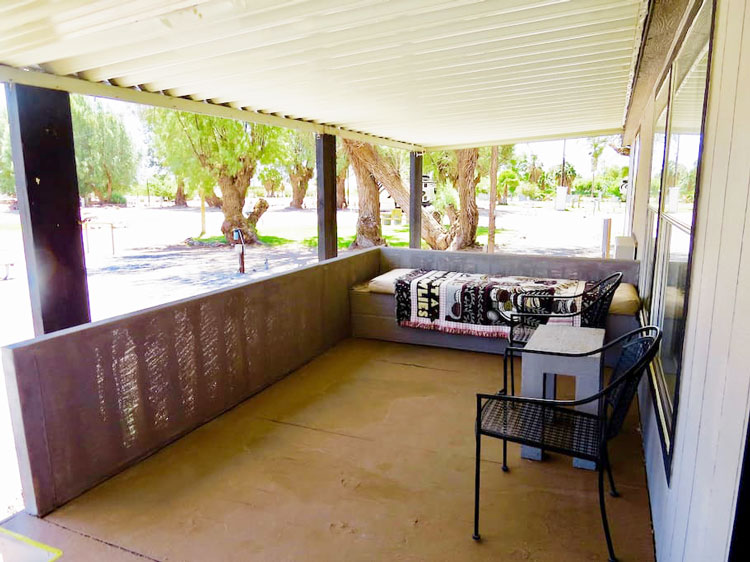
xmin=1 ymin=339 xmax=654 ymax=561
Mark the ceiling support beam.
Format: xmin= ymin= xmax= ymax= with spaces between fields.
xmin=5 ymin=83 xmax=91 ymax=335
xmin=316 ymin=133 xmax=337 ymax=261
xmin=0 ymin=65 xmax=422 ymax=152
xmin=409 ymin=152 xmax=423 ymax=249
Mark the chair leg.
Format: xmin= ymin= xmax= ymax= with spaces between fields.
xmin=502 ymin=439 xmax=509 ymax=472
xmin=473 ymin=430 xmax=481 ymax=540
xmin=510 ymin=351 xmax=516 ymax=396
xmin=598 ymin=465 xmax=618 ymax=562
xmin=604 ymin=447 xmax=619 ymax=498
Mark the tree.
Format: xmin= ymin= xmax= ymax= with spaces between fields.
xmin=281 ymin=130 xmax=315 ymax=208
xmin=336 ymin=149 xmax=349 ymax=209
xmin=449 ymin=148 xmax=480 ymax=250
xmin=342 ymin=138 xmax=385 ymax=248
xmin=344 ymin=141 xmax=454 ymax=249
xmin=259 ymin=167 xmax=283 ymax=198
xmin=0 ymin=109 xmax=14 ymax=196
xmin=423 ymin=148 xmax=483 ymax=249
xmin=525 ymin=154 xmax=544 ymax=185
xmin=143 ymin=109 xmax=216 ymax=207
xmin=497 ymin=144 xmax=516 ymax=204
xmin=554 ymin=162 xmax=577 ymax=189
xmin=588 ymin=137 xmax=608 ymax=197
xmin=148 ymin=108 xmax=281 ymax=243
xmin=71 ymin=95 xmax=138 ymax=204
xmin=498 ymin=170 xmax=520 ymax=201
xmin=487 ymin=146 xmax=498 ymax=254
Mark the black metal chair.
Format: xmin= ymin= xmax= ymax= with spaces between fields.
xmin=473 ymin=326 xmax=661 ymax=562
xmin=504 ymin=272 xmax=623 ymax=396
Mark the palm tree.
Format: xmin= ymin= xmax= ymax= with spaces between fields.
xmin=588 ymin=137 xmax=608 ymax=197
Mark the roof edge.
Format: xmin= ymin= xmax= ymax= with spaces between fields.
xmin=0 ymin=65 xmax=424 ymax=152
xmin=425 ymin=127 xmax=624 ymax=151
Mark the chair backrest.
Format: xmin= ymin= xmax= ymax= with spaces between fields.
xmin=580 ymin=272 xmax=623 ymax=328
xmin=604 ymin=326 xmax=662 ymax=440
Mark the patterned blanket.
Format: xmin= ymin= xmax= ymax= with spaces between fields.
xmin=394 ymin=269 xmax=587 ymax=339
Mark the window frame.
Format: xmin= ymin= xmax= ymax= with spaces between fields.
xmin=642 ymin=0 xmax=715 ymax=482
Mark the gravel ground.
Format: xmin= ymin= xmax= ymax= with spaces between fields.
xmin=0 ymin=196 xmax=625 ymax=518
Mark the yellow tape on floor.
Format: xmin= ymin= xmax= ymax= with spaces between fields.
xmin=0 ymin=527 xmax=62 ymax=561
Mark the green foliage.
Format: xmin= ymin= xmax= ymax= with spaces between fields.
xmin=433 ymin=182 xmax=458 ymax=215
xmin=280 ymin=129 xmax=315 ymax=174
xmin=142 ymin=106 xmax=283 ymax=205
xmin=588 ymin=136 xmax=609 ymax=177
xmin=554 ymin=162 xmax=577 ymax=187
xmin=71 ymin=95 xmax=138 ymax=202
xmin=0 ymin=108 xmax=14 ymax=196
xmin=146 ymin=172 xmax=178 ymax=199
xmin=423 ymin=150 xmax=457 ymax=188
xmin=520 ymin=181 xmax=540 ymax=200
xmin=259 ymin=167 xmax=283 ymax=185
xmin=497 ymin=169 xmax=520 ymax=196
xmin=143 ymin=107 xmax=216 ymax=200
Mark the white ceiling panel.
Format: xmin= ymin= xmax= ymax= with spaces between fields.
xmin=0 ymin=0 xmax=648 ymax=149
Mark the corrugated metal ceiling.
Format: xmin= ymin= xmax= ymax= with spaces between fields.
xmin=0 ymin=0 xmax=648 ymax=149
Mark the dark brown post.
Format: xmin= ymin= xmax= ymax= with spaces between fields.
xmin=5 ymin=83 xmax=90 ymax=335
xmin=316 ymin=133 xmax=337 ymax=261
xmin=409 ymin=151 xmax=423 ymax=249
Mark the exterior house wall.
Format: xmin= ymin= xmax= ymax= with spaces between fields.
xmin=632 ymin=0 xmax=750 ymax=559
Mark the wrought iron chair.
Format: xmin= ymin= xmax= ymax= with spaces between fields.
xmin=504 ymin=272 xmax=623 ymax=396
xmin=473 ymin=326 xmax=661 ymax=562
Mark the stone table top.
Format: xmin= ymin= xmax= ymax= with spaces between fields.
xmin=524 ymin=324 xmax=606 ymax=355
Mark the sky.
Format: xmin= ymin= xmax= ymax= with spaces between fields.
xmin=1 ymin=88 xmax=628 ymax=180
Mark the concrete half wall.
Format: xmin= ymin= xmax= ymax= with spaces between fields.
xmin=2 ymin=248 xmax=380 ymax=516
xmin=2 ymin=246 xmax=638 ymax=517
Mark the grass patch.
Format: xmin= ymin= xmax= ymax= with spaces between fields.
xmin=302 ymin=235 xmax=357 ymax=249
xmin=258 ymin=234 xmax=294 ymax=246
xmin=192 ymin=234 xmax=228 ymax=245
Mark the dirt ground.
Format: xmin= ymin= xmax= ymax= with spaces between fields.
xmin=0 ymin=196 xmax=625 ymax=518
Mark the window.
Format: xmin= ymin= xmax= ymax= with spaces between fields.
xmin=642 ymin=0 xmax=713 ymax=478
xmin=624 ymin=134 xmax=640 ymax=236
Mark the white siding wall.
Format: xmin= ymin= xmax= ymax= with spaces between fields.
xmin=636 ymin=0 xmax=750 ymax=559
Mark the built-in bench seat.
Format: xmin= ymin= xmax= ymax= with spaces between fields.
xmin=351 ymin=267 xmax=641 ymax=358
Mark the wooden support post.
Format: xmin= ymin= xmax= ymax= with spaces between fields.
xmin=487 ymin=146 xmax=498 ymax=254
xmin=316 ymin=133 xmax=337 ymax=261
xmin=602 ymin=218 xmax=612 ymax=259
xmin=409 ymin=151 xmax=423 ymax=249
xmin=5 ymin=83 xmax=91 ymax=335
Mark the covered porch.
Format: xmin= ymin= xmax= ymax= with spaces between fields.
xmin=3 ymin=332 xmax=653 ymax=561
xmin=2 ymin=0 xmax=750 ymax=561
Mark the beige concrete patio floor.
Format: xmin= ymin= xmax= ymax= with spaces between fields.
xmin=1 ymin=338 xmax=654 ymax=561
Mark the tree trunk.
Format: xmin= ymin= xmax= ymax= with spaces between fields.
xmin=264 ymin=180 xmax=276 ymax=198
xmin=216 ymin=162 xmax=263 ymax=243
xmin=344 ymin=141 xmax=385 ymax=248
xmin=341 ymin=139 xmax=453 ymax=250
xmin=289 ymin=165 xmax=313 ymax=208
xmin=449 ymin=148 xmax=479 ymax=251
xmin=336 ymin=167 xmax=348 ymax=209
xmin=175 ymin=178 xmax=188 ymax=207
xmin=205 ymin=192 xmax=222 ymax=208
xmin=104 ymin=167 xmax=113 ymax=203
xmin=487 ymin=146 xmax=498 ymax=254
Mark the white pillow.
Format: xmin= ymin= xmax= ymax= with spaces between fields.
xmin=367 ymin=268 xmax=415 ymax=294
